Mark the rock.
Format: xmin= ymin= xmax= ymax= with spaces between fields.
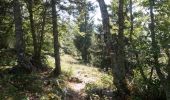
xmin=69 ymin=77 xmax=82 ymax=83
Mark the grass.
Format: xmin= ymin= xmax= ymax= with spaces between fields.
xmin=60 ymin=55 xmax=114 ymax=92
xmin=45 ymin=54 xmax=115 ymax=90
xmin=0 ymin=54 xmax=114 ymax=99
xmin=0 ymin=73 xmax=67 ymax=100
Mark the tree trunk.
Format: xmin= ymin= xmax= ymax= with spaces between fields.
xmin=82 ymin=49 xmax=88 ymax=64
xmin=166 ymin=72 xmax=170 ymax=100
xmin=129 ymin=0 xmax=133 ymax=42
xmin=97 ymin=0 xmax=113 ymax=76
xmin=149 ymin=0 xmax=164 ymax=80
xmin=27 ymin=0 xmax=41 ymax=66
xmin=116 ymin=0 xmax=130 ymax=96
xmin=38 ymin=3 xmax=47 ymax=62
xmin=136 ymin=53 xmax=147 ymax=81
xmin=165 ymin=50 xmax=170 ymax=100
xmin=97 ymin=0 xmax=129 ymax=98
xmin=166 ymin=83 xmax=170 ymax=100
xmin=51 ymin=0 xmax=61 ymax=76
xmin=149 ymin=0 xmax=170 ymax=99
xmin=149 ymin=0 xmax=165 ymax=84
xmin=13 ymin=0 xmax=25 ymax=66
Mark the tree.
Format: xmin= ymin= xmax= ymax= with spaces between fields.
xmin=73 ymin=0 xmax=94 ymax=64
xmin=51 ymin=0 xmax=61 ymax=76
xmin=0 ymin=0 xmax=14 ymax=49
xmin=116 ymin=0 xmax=130 ymax=96
xmin=26 ymin=0 xmax=48 ymax=68
xmin=38 ymin=2 xmax=47 ymax=64
xmin=13 ymin=0 xmax=25 ymax=67
xmin=12 ymin=0 xmax=35 ymax=73
xmin=98 ymin=0 xmax=129 ymax=98
xmin=149 ymin=0 xmax=170 ymax=99
xmin=97 ymin=0 xmax=113 ymax=69
xmin=27 ymin=0 xmax=40 ymax=66
xmin=129 ymin=0 xmax=133 ymax=42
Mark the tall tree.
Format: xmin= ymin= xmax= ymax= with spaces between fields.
xmin=74 ymin=0 xmax=94 ymax=64
xmin=97 ymin=0 xmax=113 ymax=69
xmin=38 ymin=2 xmax=47 ymax=63
xmin=13 ymin=0 xmax=25 ymax=67
xmin=149 ymin=0 xmax=162 ymax=80
xmin=149 ymin=0 xmax=164 ymax=85
xmin=166 ymin=50 xmax=170 ymax=100
xmin=27 ymin=0 xmax=41 ymax=66
xmin=149 ymin=0 xmax=170 ymax=99
xmin=51 ymin=0 xmax=61 ymax=76
xmin=116 ymin=0 xmax=130 ymax=96
xmin=98 ymin=0 xmax=129 ymax=98
xmin=129 ymin=0 xmax=133 ymax=42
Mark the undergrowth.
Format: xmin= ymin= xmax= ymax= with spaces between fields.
xmin=0 ymin=54 xmax=114 ymax=100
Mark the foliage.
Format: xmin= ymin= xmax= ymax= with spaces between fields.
xmin=0 ymin=0 xmax=170 ymax=99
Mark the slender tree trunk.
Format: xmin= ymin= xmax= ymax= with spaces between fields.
xmin=149 ymin=0 xmax=164 ymax=80
xmin=97 ymin=0 xmax=112 ymax=71
xmin=27 ymin=0 xmax=41 ymax=66
xmin=149 ymin=0 xmax=170 ymax=99
xmin=97 ymin=0 xmax=113 ymax=73
xmin=149 ymin=0 xmax=165 ymax=83
xmin=166 ymin=68 xmax=170 ymax=100
xmin=38 ymin=3 xmax=47 ymax=61
xmin=149 ymin=67 xmax=154 ymax=81
xmin=136 ymin=53 xmax=147 ymax=81
xmin=98 ymin=0 xmax=129 ymax=98
xmin=13 ymin=0 xmax=25 ymax=66
xmin=165 ymin=50 xmax=170 ymax=100
xmin=166 ymin=79 xmax=170 ymax=100
xmin=129 ymin=0 xmax=133 ymax=42
xmin=51 ymin=0 xmax=61 ymax=76
xmin=117 ymin=0 xmax=130 ymax=96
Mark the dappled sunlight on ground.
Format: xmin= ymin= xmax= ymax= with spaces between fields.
xmin=0 ymin=54 xmax=113 ymax=100
xmin=60 ymin=54 xmax=113 ymax=100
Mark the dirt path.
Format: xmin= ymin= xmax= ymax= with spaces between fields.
xmin=65 ymin=69 xmax=99 ymax=100
xmin=59 ymin=55 xmax=113 ymax=100
xmin=65 ymin=69 xmax=100 ymax=100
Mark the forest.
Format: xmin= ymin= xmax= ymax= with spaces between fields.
xmin=0 ymin=0 xmax=170 ymax=100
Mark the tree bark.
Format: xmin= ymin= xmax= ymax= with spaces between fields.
xmin=149 ymin=0 xmax=165 ymax=83
xmin=13 ymin=0 xmax=25 ymax=66
xmin=51 ymin=0 xmax=61 ymax=76
xmin=165 ymin=50 xmax=170 ymax=100
xmin=27 ymin=0 xmax=41 ymax=66
xmin=38 ymin=3 xmax=47 ymax=62
xmin=149 ymin=0 xmax=170 ymax=99
xmin=129 ymin=0 xmax=133 ymax=42
xmin=149 ymin=0 xmax=164 ymax=80
xmin=97 ymin=0 xmax=113 ymax=74
xmin=116 ymin=0 xmax=130 ymax=96
xmin=97 ymin=0 xmax=129 ymax=98
xmin=136 ymin=53 xmax=147 ymax=81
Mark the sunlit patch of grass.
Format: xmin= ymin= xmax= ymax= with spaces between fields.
xmin=0 ymin=54 xmax=115 ymax=99
xmin=85 ymin=73 xmax=114 ymax=91
xmin=45 ymin=54 xmax=115 ymax=98
xmin=60 ymin=55 xmax=115 ymax=90
xmin=45 ymin=55 xmax=55 ymax=68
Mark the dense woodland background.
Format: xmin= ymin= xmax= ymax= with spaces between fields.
xmin=0 ymin=0 xmax=170 ymax=100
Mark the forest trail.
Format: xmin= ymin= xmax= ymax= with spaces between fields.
xmin=60 ymin=55 xmax=100 ymax=100
xmin=65 ymin=68 xmax=100 ymax=100
xmin=57 ymin=55 xmax=112 ymax=100
xmin=0 ymin=54 xmax=112 ymax=100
